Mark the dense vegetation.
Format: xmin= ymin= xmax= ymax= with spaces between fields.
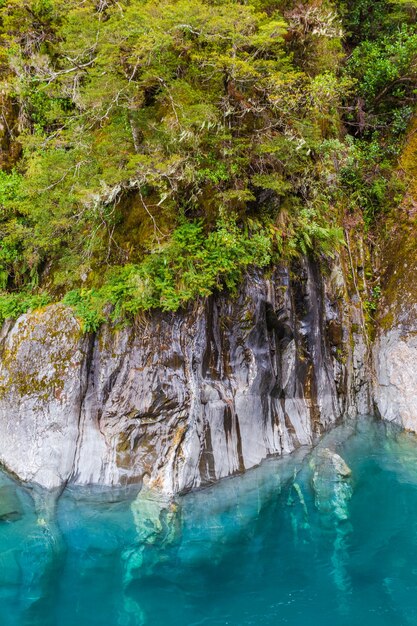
xmin=0 ymin=0 xmax=416 ymax=328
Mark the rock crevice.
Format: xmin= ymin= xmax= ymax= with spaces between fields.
xmin=0 ymin=258 xmax=371 ymax=494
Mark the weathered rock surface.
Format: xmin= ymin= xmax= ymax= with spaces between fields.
xmin=372 ymin=230 xmax=417 ymax=432
xmin=0 ymin=258 xmax=371 ymax=494
xmin=374 ymin=330 xmax=417 ymax=431
xmin=0 ymin=305 xmax=89 ymax=489
xmin=372 ymin=122 xmax=417 ymax=433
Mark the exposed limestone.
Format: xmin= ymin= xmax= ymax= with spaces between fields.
xmin=373 ymin=330 xmax=417 ymax=431
xmin=372 ymin=121 xmax=417 ymax=433
xmin=0 ymin=304 xmax=89 ymax=489
xmin=0 ymin=259 xmax=371 ymax=494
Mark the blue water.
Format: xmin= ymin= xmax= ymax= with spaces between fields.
xmin=2 ymin=417 xmax=417 ymax=625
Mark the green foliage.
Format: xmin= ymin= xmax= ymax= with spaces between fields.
xmin=62 ymin=214 xmax=344 ymax=328
xmin=340 ymin=0 xmax=394 ymax=43
xmin=339 ymin=0 xmax=417 ymax=138
xmin=0 ymin=0 xmax=347 ymax=320
xmin=62 ymin=290 xmax=105 ymax=332
xmin=0 ymin=291 xmax=50 ymax=324
xmin=364 ymin=285 xmax=382 ymax=316
xmin=0 ymin=171 xmax=22 ymax=207
xmin=339 ymin=139 xmax=388 ymax=225
xmin=63 ymin=217 xmax=272 ymax=325
xmin=0 ymin=0 xmax=412 ymax=328
xmin=335 ymin=0 xmax=417 ymax=227
xmin=346 ymin=25 xmax=417 ymax=132
xmin=288 ymin=208 xmax=345 ymax=256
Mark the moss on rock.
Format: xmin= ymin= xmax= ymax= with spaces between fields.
xmin=376 ymin=118 xmax=417 ymax=331
xmin=0 ymin=304 xmax=85 ymax=402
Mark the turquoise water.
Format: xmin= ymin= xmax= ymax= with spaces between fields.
xmin=2 ymin=418 xmax=417 ymax=625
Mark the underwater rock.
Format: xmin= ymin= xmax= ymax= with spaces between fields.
xmin=0 ymin=486 xmax=23 ymax=522
xmin=123 ymin=481 xmax=181 ymax=582
xmin=18 ymin=522 xmax=64 ymax=614
xmin=311 ymin=448 xmax=352 ymax=521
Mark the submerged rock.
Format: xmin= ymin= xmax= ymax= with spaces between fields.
xmin=311 ymin=448 xmax=352 ymax=521
xmin=123 ymin=479 xmax=182 ymax=583
xmin=0 ymin=486 xmax=23 ymax=522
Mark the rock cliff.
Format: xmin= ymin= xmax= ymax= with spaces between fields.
xmin=372 ymin=121 xmax=417 ymax=432
xmin=0 ymin=258 xmax=371 ymax=493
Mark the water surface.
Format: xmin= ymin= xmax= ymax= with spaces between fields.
xmin=1 ymin=417 xmax=417 ymax=625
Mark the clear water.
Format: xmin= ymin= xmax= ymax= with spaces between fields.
xmin=2 ymin=417 xmax=417 ymax=625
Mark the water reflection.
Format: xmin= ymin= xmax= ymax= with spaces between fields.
xmin=0 ymin=418 xmax=417 ymax=625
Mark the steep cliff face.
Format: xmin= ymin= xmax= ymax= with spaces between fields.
xmin=0 ymin=306 xmax=90 ymax=489
xmin=372 ymin=230 xmax=417 ymax=430
xmin=0 ymin=258 xmax=370 ymax=494
xmin=373 ymin=122 xmax=417 ymax=432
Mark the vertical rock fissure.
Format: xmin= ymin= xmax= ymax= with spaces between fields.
xmin=68 ymin=331 xmax=96 ymax=485
xmin=0 ymin=259 xmax=373 ymax=493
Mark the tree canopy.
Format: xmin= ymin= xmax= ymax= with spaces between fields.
xmin=0 ymin=0 xmax=415 ymax=327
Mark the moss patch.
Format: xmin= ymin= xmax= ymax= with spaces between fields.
xmin=376 ymin=118 xmax=417 ymax=331
xmin=0 ymin=304 xmax=85 ymax=402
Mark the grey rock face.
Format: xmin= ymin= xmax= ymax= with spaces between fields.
xmin=0 ymin=259 xmax=371 ymax=494
xmin=372 ymin=215 xmax=417 ymax=432
xmin=371 ymin=227 xmax=417 ymax=432
xmin=0 ymin=304 xmax=90 ymax=489
xmin=373 ymin=329 xmax=417 ymax=432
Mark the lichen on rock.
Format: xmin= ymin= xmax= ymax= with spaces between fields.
xmin=0 ymin=259 xmax=370 ymax=494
